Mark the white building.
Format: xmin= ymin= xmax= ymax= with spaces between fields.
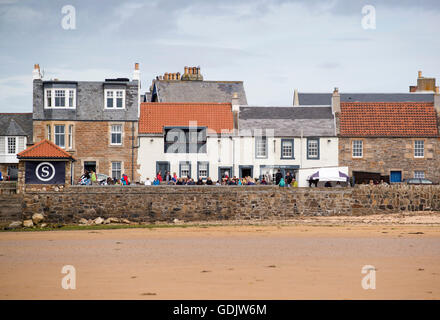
xmin=0 ymin=114 xmax=33 ymax=180
xmin=138 ymin=102 xmax=235 ymax=182
xmin=235 ymin=104 xmax=339 ymax=184
xmin=137 ymin=99 xmax=340 ymax=185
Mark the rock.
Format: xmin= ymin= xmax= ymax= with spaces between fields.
xmin=104 ymin=217 xmax=120 ymax=224
xmin=173 ymin=218 xmax=183 ymax=224
xmin=32 ymin=213 xmax=44 ymax=224
xmin=40 ymin=223 xmax=48 ymax=228
xmin=8 ymin=221 xmax=22 ymax=228
xmin=78 ymin=218 xmax=88 ymax=225
xmin=93 ymin=217 xmax=104 ymax=225
xmin=23 ymin=220 xmax=34 ymax=228
xmin=85 ymin=208 xmax=96 ymax=216
xmin=121 ymin=219 xmax=130 ymax=224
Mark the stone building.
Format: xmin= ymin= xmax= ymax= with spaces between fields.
xmin=336 ymin=92 xmax=440 ymax=183
xmin=143 ymin=66 xmax=247 ymax=105
xmin=297 ymin=71 xmax=440 ymax=184
xmin=0 ymin=113 xmax=33 ymax=180
xmin=31 ymin=63 xmax=140 ymax=183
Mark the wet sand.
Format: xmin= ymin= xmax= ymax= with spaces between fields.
xmin=1 ymin=215 xmax=439 ymax=299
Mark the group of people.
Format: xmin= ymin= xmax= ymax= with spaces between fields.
xmin=144 ymin=170 xmax=301 ymax=187
xmin=78 ymin=170 xmax=130 ymax=186
xmin=274 ymin=170 xmax=298 ymax=187
xmin=145 ymin=171 xmax=216 ymax=186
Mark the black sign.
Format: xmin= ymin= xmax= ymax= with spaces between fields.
xmin=25 ymin=161 xmax=66 ymax=184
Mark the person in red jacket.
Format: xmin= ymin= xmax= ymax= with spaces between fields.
xmin=156 ymin=171 xmax=163 ymax=182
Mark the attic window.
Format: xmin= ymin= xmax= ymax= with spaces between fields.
xmin=45 ymin=89 xmax=76 ymax=108
xmin=105 ymin=89 xmax=125 ymax=109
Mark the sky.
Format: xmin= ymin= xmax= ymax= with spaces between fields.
xmin=0 ymin=0 xmax=439 ymax=112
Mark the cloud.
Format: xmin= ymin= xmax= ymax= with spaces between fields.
xmin=0 ymin=0 xmax=439 ymax=111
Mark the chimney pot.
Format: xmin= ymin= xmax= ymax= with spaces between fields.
xmin=33 ymin=63 xmax=41 ymax=80
xmin=231 ymin=92 xmax=240 ymax=112
xmin=184 ymin=66 xmax=188 ymax=75
xmin=293 ymin=89 xmax=299 ymax=106
xmin=418 ymin=70 xmax=422 ymax=78
xmin=331 ymin=87 xmax=341 ymax=113
xmin=133 ymin=63 xmax=140 ymax=80
xmin=435 ymin=86 xmax=439 ymax=94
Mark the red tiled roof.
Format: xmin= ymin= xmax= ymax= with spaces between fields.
xmin=139 ymin=102 xmax=234 ymax=134
xmin=17 ymin=139 xmax=75 ymax=160
xmin=339 ymin=102 xmax=439 ymax=137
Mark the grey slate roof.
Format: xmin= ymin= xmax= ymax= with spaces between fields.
xmin=299 ymin=93 xmax=434 ymax=105
xmin=238 ymin=106 xmax=335 ymax=137
xmin=33 ymin=80 xmax=139 ymax=121
xmin=0 ymin=113 xmax=33 ymax=141
xmin=150 ymin=80 xmax=247 ymax=104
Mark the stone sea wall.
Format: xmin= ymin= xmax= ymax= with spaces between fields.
xmin=15 ymin=185 xmax=440 ymax=224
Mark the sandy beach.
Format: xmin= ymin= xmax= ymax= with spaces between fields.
xmin=1 ymin=213 xmax=439 ymax=300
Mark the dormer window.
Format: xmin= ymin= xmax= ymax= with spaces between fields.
xmin=105 ymin=89 xmax=125 ymax=109
xmin=44 ymin=88 xmax=76 ymax=108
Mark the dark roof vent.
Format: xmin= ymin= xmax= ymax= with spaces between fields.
xmin=105 ymin=78 xmax=130 ymax=82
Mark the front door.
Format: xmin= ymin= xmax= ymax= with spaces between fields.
xmin=390 ymin=171 xmax=402 ymax=183
xmin=84 ymin=161 xmax=96 ymax=174
xmin=239 ymin=166 xmax=254 ymax=178
xmin=7 ymin=165 xmax=18 ymax=181
xmin=218 ymin=167 xmax=232 ymax=180
xmin=156 ymin=161 xmax=170 ymax=177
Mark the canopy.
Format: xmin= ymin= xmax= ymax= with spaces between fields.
xmin=309 ymin=168 xmax=349 ymax=182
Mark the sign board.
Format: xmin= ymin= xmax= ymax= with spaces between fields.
xmin=25 ymin=161 xmax=66 ymax=184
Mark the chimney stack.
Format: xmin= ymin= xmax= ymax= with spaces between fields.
xmin=293 ymin=89 xmax=299 ymax=106
xmin=231 ymin=92 xmax=240 ymax=112
xmin=133 ymin=62 xmax=140 ymax=81
xmin=33 ymin=64 xmax=41 ymax=80
xmin=331 ymin=87 xmax=340 ymax=113
xmin=434 ymin=86 xmax=440 ymax=114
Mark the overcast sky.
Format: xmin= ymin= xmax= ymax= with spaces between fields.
xmin=0 ymin=0 xmax=439 ymax=112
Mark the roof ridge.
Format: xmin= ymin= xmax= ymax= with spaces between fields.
xmin=18 ymin=139 xmax=74 ymax=159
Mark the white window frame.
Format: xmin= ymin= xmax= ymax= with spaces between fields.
xmin=54 ymin=125 xmax=65 ymax=149
xmin=198 ymin=163 xmax=208 ymax=179
xmin=68 ymin=125 xmax=73 ymax=149
xmin=414 ymin=140 xmax=424 ymax=158
xmin=281 ymin=139 xmax=294 ymax=159
xmin=7 ymin=137 xmax=16 ymax=154
xmin=104 ymin=89 xmax=126 ymax=109
xmin=111 ymin=161 xmax=122 ymax=180
xmin=180 ymin=163 xmax=190 ymax=178
xmin=46 ymin=124 xmax=51 ymax=141
xmin=255 ymin=137 xmax=267 ymax=159
xmin=352 ymin=140 xmax=363 ymax=158
xmin=44 ymin=88 xmax=76 ymax=108
xmin=414 ymin=171 xmax=425 ymax=179
xmin=110 ymin=124 xmax=123 ymax=145
xmin=307 ymin=139 xmax=319 ymax=159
